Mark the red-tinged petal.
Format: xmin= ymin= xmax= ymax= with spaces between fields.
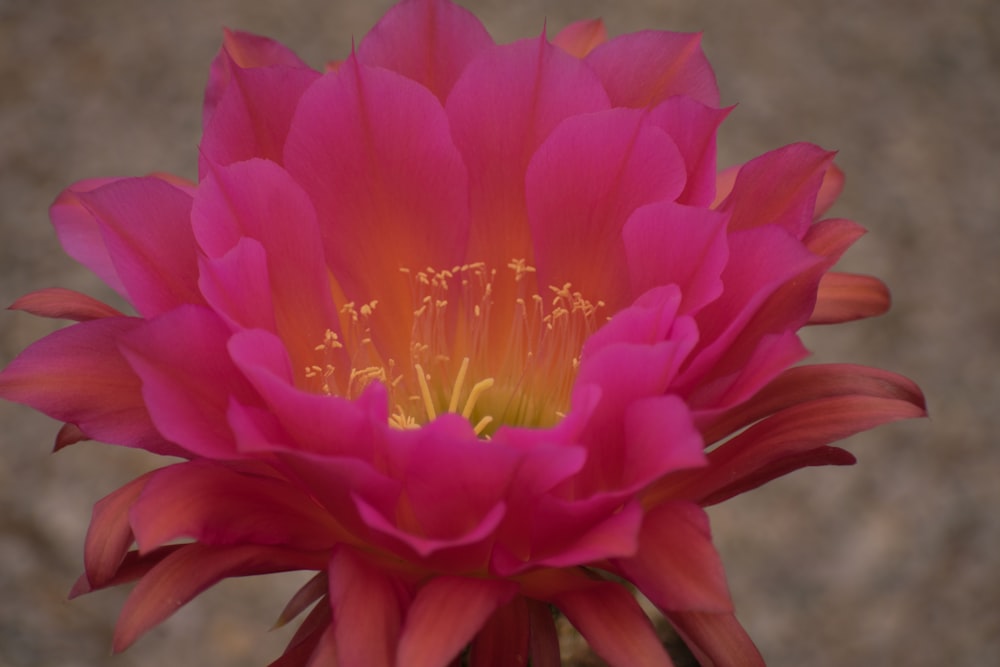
xmin=0 ymin=317 xmax=178 ymax=455
xmin=274 ymin=572 xmax=327 ymax=629
xmin=554 ymin=581 xmax=673 ymax=667
xmin=617 ymin=502 xmax=731 ymax=613
xmin=82 ymin=471 xmax=155 ymax=589
xmin=73 ymin=177 xmax=203 ymax=316
xmin=810 ymin=272 xmax=891 ymax=324
xmin=284 ymin=61 xmax=469 ymax=363
xmin=304 ymin=620 xmax=339 ymax=667
xmin=647 ymin=98 xmax=731 ymax=207
xmin=468 ymin=596 xmax=530 ymax=667
xmin=552 ymin=19 xmax=607 ymax=58
xmin=9 ymin=287 xmax=124 ymax=321
xmin=327 ymin=546 xmax=405 ymax=667
xmin=446 ymin=36 xmax=609 ymax=277
xmin=113 ymin=543 xmax=326 ymax=652
xmin=666 ymin=394 xmax=926 ymax=506
xmin=717 ymin=143 xmax=834 ymax=237
xmin=527 ymin=599 xmax=561 ymax=667
xmin=71 ymin=545 xmax=184 ymax=598
xmin=130 ymin=461 xmax=339 ymax=553
xmin=396 ymin=577 xmax=518 ymax=667
xmin=802 ymin=217 xmax=867 ymax=261
xmin=199 ymin=62 xmax=321 ymax=174
xmin=204 ymin=28 xmax=314 ymax=129
xmin=272 ymin=597 xmax=333 ymax=667
xmin=665 ymin=611 xmax=764 ymax=667
xmin=586 ymin=30 xmax=719 ymax=108
xmin=623 ymin=201 xmax=729 ymax=313
xmin=193 ymin=159 xmax=340 ymax=369
xmin=526 ymin=108 xmax=686 ymax=311
xmin=356 ymin=0 xmax=493 ymax=102
xmin=50 ymin=177 xmax=128 ymax=297
xmin=814 ymin=162 xmax=845 ymax=218
xmin=711 ymin=165 xmax=738 ymax=209
xmin=118 ymin=305 xmax=257 ymax=459
xmin=701 ymin=363 xmax=926 ymax=445
xmin=53 ymin=422 xmax=86 ymax=450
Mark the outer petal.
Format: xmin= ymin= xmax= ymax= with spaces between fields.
xmin=586 ymin=30 xmax=719 ymax=108
xmin=617 ymin=502 xmax=732 ymax=613
xmin=356 ymin=0 xmax=494 ymax=102
xmin=284 ymin=60 xmax=469 ymax=363
xmin=81 ymin=471 xmax=156 ymax=590
xmin=446 ymin=36 xmax=610 ymax=278
xmin=554 ymin=581 xmax=673 ymax=667
xmin=396 ymin=577 xmax=518 ymax=667
xmin=810 ymin=272 xmax=891 ymax=324
xmin=328 ymin=547 xmax=406 ymax=667
xmin=129 ymin=461 xmax=340 ymax=553
xmin=9 ymin=287 xmax=124 ymax=321
xmin=647 ymin=97 xmax=731 ymax=206
xmin=112 ymin=543 xmax=326 ymax=652
xmin=552 ymin=19 xmax=607 ymax=58
xmin=526 ymin=109 xmax=686 ymax=311
xmin=0 ymin=317 xmax=177 ymax=454
xmin=666 ymin=611 xmax=764 ymax=667
xmin=468 ymin=596 xmax=531 ymax=667
xmin=72 ymin=177 xmax=203 ymax=316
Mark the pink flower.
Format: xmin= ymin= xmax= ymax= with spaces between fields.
xmin=0 ymin=1 xmax=924 ymax=665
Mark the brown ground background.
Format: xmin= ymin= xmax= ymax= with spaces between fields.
xmin=1 ymin=0 xmax=997 ymax=665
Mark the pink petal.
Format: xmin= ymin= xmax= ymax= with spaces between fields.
xmin=0 ymin=317 xmax=178 ymax=454
xmin=197 ymin=238 xmax=278 ymax=332
xmin=130 ymin=461 xmax=339 ymax=553
xmin=199 ymin=60 xmax=320 ymax=174
xmin=112 ymin=543 xmax=326 ymax=652
xmin=396 ymin=577 xmax=518 ymax=667
xmin=801 ymin=217 xmax=867 ymax=262
xmin=82 ymin=471 xmax=155 ymax=590
xmin=70 ymin=545 xmax=183 ymax=598
xmin=272 ymin=596 xmax=333 ymax=667
xmin=193 ymin=159 xmax=340 ymax=368
xmin=551 ymin=19 xmax=607 ymax=58
xmin=327 ymin=546 xmax=405 ymax=667
xmin=284 ymin=60 xmax=469 ymax=363
xmin=810 ymin=272 xmax=891 ymax=324
xmin=622 ymin=201 xmax=729 ymax=313
xmin=526 ymin=108 xmax=686 ymax=311
xmin=666 ymin=611 xmax=764 ymax=667
xmin=554 ymin=581 xmax=673 ymax=667
xmin=616 ymin=501 xmax=732 ymax=613
xmin=9 ymin=287 xmax=124 ymax=321
xmin=647 ymin=97 xmax=732 ymax=206
xmin=357 ymin=0 xmax=494 ymax=102
xmin=50 ymin=177 xmax=128 ymax=297
xmin=446 ymin=36 xmax=610 ymax=277
xmin=814 ymin=162 xmax=845 ymax=218
xmin=118 ymin=305 xmax=257 ymax=458
xmin=586 ymin=30 xmax=719 ymax=108
xmin=203 ymin=28 xmax=314 ymax=129
xmin=717 ymin=143 xmax=835 ymax=237
xmin=72 ymin=177 xmax=203 ymax=316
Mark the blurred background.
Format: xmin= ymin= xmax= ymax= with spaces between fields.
xmin=1 ymin=0 xmax=996 ymax=665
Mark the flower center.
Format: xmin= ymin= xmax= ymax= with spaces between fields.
xmin=304 ymin=260 xmax=605 ymax=436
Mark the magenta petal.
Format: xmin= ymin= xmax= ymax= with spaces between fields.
xmin=327 ymin=546 xmax=405 ymax=667
xmin=10 ymin=287 xmax=125 ymax=321
xmin=396 ymin=576 xmax=518 ymax=667
xmin=197 ymin=238 xmax=278 ymax=332
xmin=130 ymin=461 xmax=338 ymax=553
xmin=73 ymin=177 xmax=203 ymax=316
xmin=554 ymin=582 xmax=673 ymax=667
xmin=623 ymin=201 xmax=729 ymax=313
xmin=119 ymin=305 xmax=256 ymax=459
xmin=0 ymin=317 xmax=177 ymax=454
xmin=446 ymin=36 xmax=610 ymax=272
xmin=357 ymin=0 xmax=493 ymax=102
xmin=112 ymin=543 xmax=325 ymax=652
xmin=718 ymin=143 xmax=835 ymax=237
xmin=284 ymin=61 xmax=469 ymax=362
xmin=204 ymin=29 xmax=314 ymax=129
xmin=647 ymin=97 xmax=731 ymax=206
xmin=527 ymin=109 xmax=686 ymax=311
xmin=586 ymin=30 xmax=719 ymax=108
xmin=617 ymin=501 xmax=732 ymax=613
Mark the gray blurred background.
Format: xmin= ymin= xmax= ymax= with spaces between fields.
xmin=1 ymin=0 xmax=996 ymax=665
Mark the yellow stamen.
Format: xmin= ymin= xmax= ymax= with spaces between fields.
xmin=413 ymin=363 xmax=437 ymax=421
